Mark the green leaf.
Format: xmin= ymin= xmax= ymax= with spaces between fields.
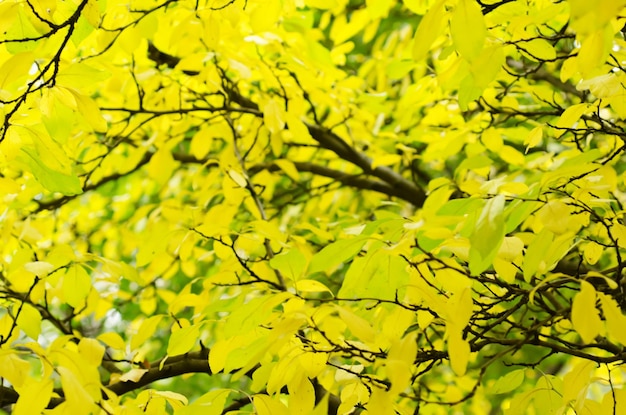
xmin=21 ymin=147 xmax=83 ymax=195
xmin=492 ymin=369 xmax=525 ymax=394
xmin=269 ymin=249 xmax=307 ymax=282
xmin=308 ymin=237 xmax=367 ymax=274
xmin=469 ymin=195 xmax=505 ymax=275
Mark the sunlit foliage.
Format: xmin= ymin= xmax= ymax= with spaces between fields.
xmin=1 ymin=0 xmax=626 ymax=413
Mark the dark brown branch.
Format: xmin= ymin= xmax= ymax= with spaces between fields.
xmin=250 ymin=161 xmax=420 ymax=203
xmin=225 ymin=89 xmax=427 ymax=207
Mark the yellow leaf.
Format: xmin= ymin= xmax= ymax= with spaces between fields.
xmin=446 ymin=287 xmax=473 ymax=331
xmin=253 ymin=394 xmax=290 ymax=415
xmin=611 ymin=222 xmax=626 ymax=249
xmin=295 ymin=279 xmax=332 ymax=293
xmin=371 ymin=153 xmax=402 ymax=169
xmin=470 ymin=46 xmax=504 ymax=88
xmin=209 ymin=337 xmax=236 ymax=374
xmin=335 ymin=306 xmax=377 ymax=343
xmin=571 ymin=281 xmax=602 ymax=343
xmin=167 ymin=324 xmax=200 ymax=356
xmin=450 ymin=0 xmax=486 ymax=61
xmin=288 ymin=374 xmax=316 ymax=414
xmin=577 ymin=27 xmax=612 ymax=75
xmin=555 ymin=103 xmax=589 ymax=130
xmin=97 ymin=332 xmax=126 ymax=350
xmin=560 ymin=57 xmax=578 ymax=82
xmin=522 ymin=38 xmax=556 ymax=61
xmin=69 ymin=90 xmax=107 ymax=132
xmin=16 ymin=303 xmax=41 ymax=339
xmin=366 ymin=388 xmax=395 ymax=415
xmin=601 ymin=387 xmax=626 ymax=414
xmin=81 ymin=0 xmax=101 ymax=28
xmin=178 ymin=389 xmax=231 ymax=415
xmin=577 ymin=73 xmax=624 ymax=98
xmin=286 ymin=114 xmax=312 ymax=141
xmin=562 ymin=360 xmax=594 ymax=410
xmin=57 ymin=367 xmax=99 ymax=414
xmin=498 ymin=236 xmax=524 ymax=261
xmin=263 ymin=98 xmax=285 ymax=134
xmin=583 ymin=241 xmax=603 ymax=264
xmin=63 ymin=265 xmax=91 ymax=308
xmin=0 ymin=351 xmax=31 ymax=388
xmin=147 ymin=149 xmax=177 ymax=186
xmin=78 ymin=338 xmax=105 ymax=367
xmin=499 ymin=181 xmax=529 ymax=195
xmin=118 ymin=368 xmax=149 ymax=382
xmin=387 ymin=333 xmax=417 ymax=395
xmin=13 ymin=378 xmax=53 ymax=415
xmin=498 ymin=145 xmax=525 ymax=166
xmin=482 ymin=128 xmax=503 ymax=151
xmin=536 ymin=200 xmax=574 ymax=234
xmin=599 ymin=293 xmax=626 ymax=345
xmin=448 ymin=329 xmax=470 ymax=376
xmin=274 ymin=159 xmax=300 ymax=182
xmin=190 ymin=127 xmax=213 ymax=159
xmin=524 ymin=126 xmax=543 ymax=153
xmin=23 ymin=261 xmax=54 ymax=276
xmin=228 ymin=169 xmax=248 ymax=188
xmin=412 ymin=0 xmax=447 ymax=61
xmin=297 ymin=351 xmax=327 ymax=378
xmin=251 ymin=220 xmax=287 ymax=245
xmin=493 ymin=257 xmax=518 ymax=283
xmin=250 ymin=0 xmax=281 ymax=32
xmin=154 ymin=390 xmax=188 ymax=408
xmin=0 ymin=52 xmax=34 ymax=90
xmin=131 ymin=315 xmax=164 ymax=350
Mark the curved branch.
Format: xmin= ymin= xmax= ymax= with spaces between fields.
xmin=250 ymin=161 xmax=419 ymax=203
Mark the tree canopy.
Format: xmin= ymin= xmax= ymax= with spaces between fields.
xmin=1 ymin=0 xmax=626 ymax=413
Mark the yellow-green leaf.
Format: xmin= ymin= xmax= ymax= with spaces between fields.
xmin=450 ymin=0 xmax=486 ymax=61
xmin=522 ymin=38 xmax=556 ymax=61
xmin=20 ymin=147 xmax=83 ymax=196
xmin=571 ymin=281 xmax=602 ymax=343
xmin=524 ymin=126 xmax=543 ymax=153
xmin=167 ymin=324 xmax=200 ymax=356
xmin=523 ymin=228 xmax=554 ymax=281
xmin=308 ymin=237 xmax=367 ymax=274
xmin=469 ymin=195 xmax=505 ymax=275
xmin=555 ymin=103 xmax=589 ymax=130
xmin=64 ymin=265 xmax=91 ymax=308
xmin=16 ymin=303 xmax=41 ymax=340
xmin=295 ymin=279 xmax=332 ymax=293
xmin=131 ymin=315 xmax=164 ymax=351
xmin=412 ymin=0 xmax=446 ymax=61
xmin=599 ymin=293 xmax=626 ymax=345
xmin=492 ymin=369 xmax=525 ymax=394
